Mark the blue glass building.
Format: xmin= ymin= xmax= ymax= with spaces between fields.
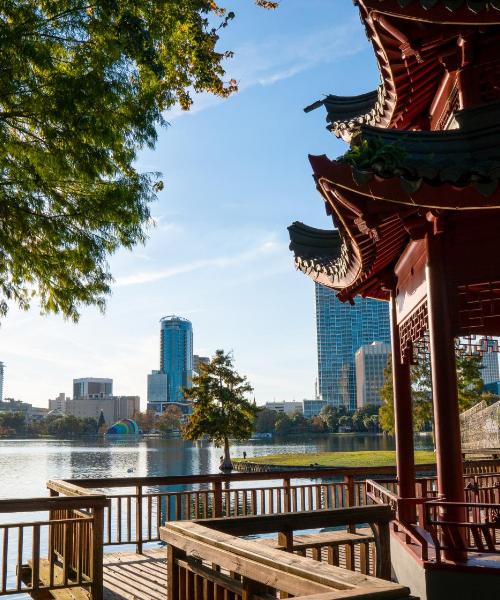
xmin=315 ymin=283 xmax=390 ymax=411
xmin=160 ymin=316 xmax=193 ymax=404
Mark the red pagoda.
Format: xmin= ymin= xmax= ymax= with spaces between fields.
xmin=290 ymin=0 xmax=500 ymax=590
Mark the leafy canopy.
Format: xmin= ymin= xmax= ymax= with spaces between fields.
xmin=379 ymin=348 xmax=488 ymax=434
xmin=0 ymin=0 xmax=276 ymax=320
xmin=183 ymin=349 xmax=257 ymax=446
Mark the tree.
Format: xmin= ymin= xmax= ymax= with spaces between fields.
xmin=0 ymin=0 xmax=276 ymax=320
xmin=0 ymin=412 xmax=26 ymax=434
xmin=319 ymin=405 xmax=347 ymax=432
xmin=183 ymin=350 xmax=257 ymax=470
xmin=254 ymin=408 xmax=278 ymax=433
xmin=379 ymin=349 xmax=487 ymax=434
xmin=133 ymin=410 xmax=156 ymax=433
xmin=157 ymin=405 xmax=182 ymax=433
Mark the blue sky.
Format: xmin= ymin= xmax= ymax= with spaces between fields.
xmin=1 ymin=1 xmax=380 ymax=408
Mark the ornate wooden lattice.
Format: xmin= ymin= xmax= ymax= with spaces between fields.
xmin=399 ymin=301 xmax=428 ymax=364
xmin=456 ymin=336 xmax=500 ymax=356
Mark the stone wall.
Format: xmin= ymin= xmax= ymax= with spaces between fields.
xmin=460 ymin=400 xmax=500 ymax=449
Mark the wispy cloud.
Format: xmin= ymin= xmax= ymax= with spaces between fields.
xmin=166 ymin=18 xmax=366 ymax=120
xmin=115 ymin=239 xmax=285 ymax=287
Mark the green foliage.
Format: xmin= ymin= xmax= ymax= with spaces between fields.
xmin=183 ymin=350 xmax=257 ymax=468
xmin=254 ymin=407 xmax=279 ymax=433
xmin=0 ymin=412 xmax=26 ymax=434
xmin=319 ymin=404 xmax=348 ymax=431
xmin=379 ymin=350 xmax=488 ymax=434
xmin=0 ymin=0 xmax=274 ymax=320
xmin=46 ymin=415 xmax=97 ymax=437
xmin=341 ymin=139 xmax=407 ymax=173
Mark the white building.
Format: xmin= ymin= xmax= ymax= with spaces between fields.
xmin=65 ymin=396 xmax=139 ymax=426
xmin=355 ymin=341 xmax=391 ymax=408
xmin=264 ymin=401 xmax=303 ymax=415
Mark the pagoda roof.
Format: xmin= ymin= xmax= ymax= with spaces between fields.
xmin=289 ymin=103 xmax=500 ymax=300
xmin=308 ymin=2 xmax=500 ymax=137
xmin=304 ymin=88 xmax=391 ymax=143
xmin=288 ymin=222 xmax=359 ymax=290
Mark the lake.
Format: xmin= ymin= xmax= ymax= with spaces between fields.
xmin=0 ymin=433 xmax=434 ymax=499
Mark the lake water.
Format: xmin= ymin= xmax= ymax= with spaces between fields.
xmin=0 ymin=433 xmax=434 ymax=499
xmin=0 ymin=434 xmax=434 ymax=598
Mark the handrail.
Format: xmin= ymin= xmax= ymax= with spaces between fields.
xmin=48 ymin=457 xmax=500 ymax=488
xmin=161 ymin=516 xmax=411 ymax=599
xmin=0 ymin=495 xmax=105 ymax=598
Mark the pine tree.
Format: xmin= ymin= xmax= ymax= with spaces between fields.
xmin=183 ymin=350 xmax=257 ymax=470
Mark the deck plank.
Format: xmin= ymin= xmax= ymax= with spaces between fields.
xmin=103 ymin=549 xmax=167 ymax=600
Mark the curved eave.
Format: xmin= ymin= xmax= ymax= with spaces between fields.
xmin=304 ymin=88 xmax=391 ymax=143
xmin=287 ymin=222 xmax=361 ymax=291
xmin=362 ymin=0 xmax=500 ymax=25
xmin=305 ymin=156 xmax=412 ymax=301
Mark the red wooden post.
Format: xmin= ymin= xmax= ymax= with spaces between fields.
xmin=390 ymin=291 xmax=416 ymax=523
xmin=426 ymin=229 xmax=466 ymax=559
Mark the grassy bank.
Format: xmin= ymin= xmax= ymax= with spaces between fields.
xmin=234 ymin=450 xmax=436 ymax=468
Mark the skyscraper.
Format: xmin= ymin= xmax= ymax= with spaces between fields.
xmin=355 ymin=342 xmax=391 ymax=408
xmin=160 ymin=316 xmax=193 ymax=405
xmin=315 ymin=283 xmax=391 ymax=411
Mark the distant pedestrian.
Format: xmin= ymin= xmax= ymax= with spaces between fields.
xmin=243 ymin=451 xmax=247 ymax=460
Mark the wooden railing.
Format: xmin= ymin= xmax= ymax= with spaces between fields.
xmin=47 ymin=459 xmax=500 ymax=554
xmin=425 ymin=501 xmax=500 ymax=562
xmin=367 ymin=474 xmax=500 ymax=564
xmin=161 ymin=506 xmax=412 ymax=600
xmin=0 ymin=495 xmax=107 ymax=598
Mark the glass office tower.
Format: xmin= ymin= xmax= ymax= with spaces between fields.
xmin=315 ymin=283 xmax=390 ymax=411
xmin=160 ymin=316 xmax=193 ymax=404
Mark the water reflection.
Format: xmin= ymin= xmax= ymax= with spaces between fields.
xmin=0 ymin=433 xmax=433 ymax=499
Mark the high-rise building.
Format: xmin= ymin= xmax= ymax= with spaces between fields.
xmin=160 ymin=317 xmax=193 ymax=404
xmin=147 ymin=370 xmax=169 ymax=411
xmin=355 ymin=342 xmax=391 ymax=408
xmin=73 ymin=378 xmax=113 ymax=399
xmin=481 ymin=339 xmax=500 ymax=385
xmin=0 ymin=362 xmax=4 ymax=402
xmin=315 ymin=283 xmax=391 ymax=411
xmin=147 ymin=316 xmax=193 ymax=413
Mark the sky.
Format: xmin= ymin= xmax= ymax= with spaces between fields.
xmin=1 ymin=0 xmax=381 ymax=408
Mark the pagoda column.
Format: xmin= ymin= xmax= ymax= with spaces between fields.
xmin=389 ymin=291 xmax=416 ymax=523
xmin=425 ymin=229 xmax=465 ymax=526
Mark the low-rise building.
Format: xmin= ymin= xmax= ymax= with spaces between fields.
xmin=0 ymin=399 xmax=49 ymax=422
xmin=65 ymin=396 xmax=140 ymax=427
xmin=264 ymin=401 xmax=303 ymax=415
xmin=302 ymin=399 xmax=327 ymax=419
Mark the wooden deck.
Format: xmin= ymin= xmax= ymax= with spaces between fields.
xmin=103 ymin=549 xmax=167 ymax=600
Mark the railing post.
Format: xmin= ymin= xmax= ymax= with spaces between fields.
xmin=344 ymin=475 xmax=356 ymax=533
xmin=373 ymin=520 xmax=391 ymax=581
xmin=283 ymin=477 xmax=291 ymax=513
xmin=213 ymin=481 xmax=223 ymax=517
xmin=167 ymin=544 xmax=185 ymax=599
xmin=91 ymin=505 xmax=104 ymax=600
xmin=136 ymin=485 xmax=143 ymax=555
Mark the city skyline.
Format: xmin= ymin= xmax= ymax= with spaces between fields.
xmin=315 ymin=284 xmax=391 ymax=411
